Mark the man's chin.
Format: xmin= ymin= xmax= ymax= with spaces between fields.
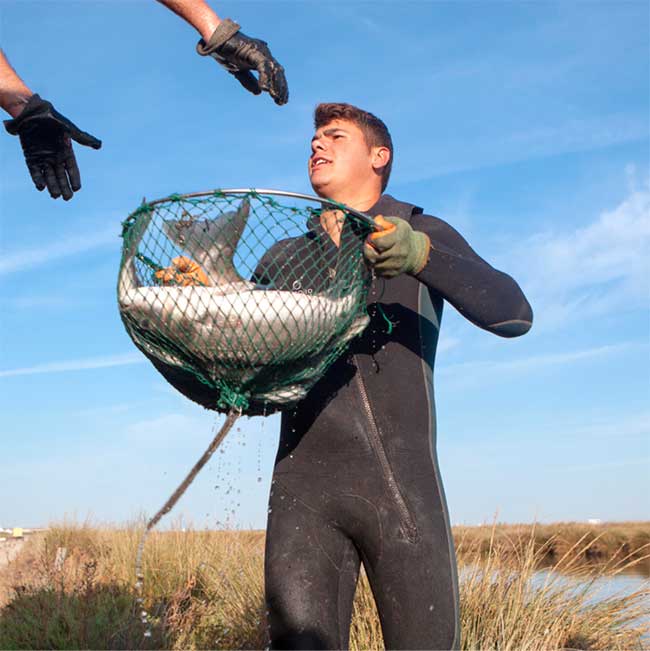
xmin=309 ymin=178 xmax=329 ymax=198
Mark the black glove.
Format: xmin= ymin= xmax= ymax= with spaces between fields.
xmin=197 ymin=18 xmax=288 ymax=106
xmin=4 ymin=94 xmax=102 ymax=201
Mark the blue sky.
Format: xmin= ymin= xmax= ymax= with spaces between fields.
xmin=0 ymin=0 xmax=648 ymax=529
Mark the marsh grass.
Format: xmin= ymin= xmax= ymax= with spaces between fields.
xmin=454 ymin=521 xmax=650 ymax=573
xmin=455 ymin=524 xmax=650 ymax=650
xmin=0 ymin=522 xmax=648 ymax=650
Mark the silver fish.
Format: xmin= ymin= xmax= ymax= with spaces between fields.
xmin=118 ymin=199 xmax=369 ymax=408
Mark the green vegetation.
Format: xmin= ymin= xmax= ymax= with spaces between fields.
xmin=0 ymin=522 xmax=647 ymax=650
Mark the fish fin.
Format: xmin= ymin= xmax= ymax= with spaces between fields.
xmin=119 ymin=204 xmax=154 ymax=294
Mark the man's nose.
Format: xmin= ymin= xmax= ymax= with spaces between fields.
xmin=311 ymin=137 xmax=326 ymax=153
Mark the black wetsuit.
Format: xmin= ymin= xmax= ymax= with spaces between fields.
xmin=254 ymin=194 xmax=533 ymax=650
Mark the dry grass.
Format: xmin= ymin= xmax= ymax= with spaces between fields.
xmin=454 ymin=521 xmax=650 ymax=572
xmin=0 ymin=522 xmax=647 ymax=650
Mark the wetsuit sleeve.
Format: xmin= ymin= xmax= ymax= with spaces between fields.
xmin=410 ymin=213 xmax=533 ymax=337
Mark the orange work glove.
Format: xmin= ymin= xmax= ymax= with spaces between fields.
xmin=154 ymin=256 xmax=211 ymax=287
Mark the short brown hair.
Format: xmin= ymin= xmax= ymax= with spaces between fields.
xmin=314 ymin=103 xmax=393 ymax=191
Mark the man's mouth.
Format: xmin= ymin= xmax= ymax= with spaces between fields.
xmin=311 ymin=157 xmax=331 ymax=171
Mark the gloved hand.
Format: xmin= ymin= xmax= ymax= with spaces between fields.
xmin=364 ymin=215 xmax=430 ymax=278
xmin=154 ymin=256 xmax=211 ymax=287
xmin=4 ymin=94 xmax=101 ymax=201
xmin=197 ymin=18 xmax=288 ymax=106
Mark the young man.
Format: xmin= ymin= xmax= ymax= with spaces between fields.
xmin=258 ymin=103 xmax=533 ymax=650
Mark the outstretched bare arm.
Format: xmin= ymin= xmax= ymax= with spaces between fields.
xmin=156 ymin=0 xmax=288 ymax=104
xmin=155 ymin=0 xmax=222 ymax=41
xmin=0 ymin=49 xmax=33 ymax=118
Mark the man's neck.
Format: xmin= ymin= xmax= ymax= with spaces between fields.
xmin=328 ymin=189 xmax=382 ymax=213
xmin=315 ymin=184 xmax=382 ymax=246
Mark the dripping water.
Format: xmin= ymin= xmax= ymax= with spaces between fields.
xmin=134 ymin=408 xmax=240 ymax=637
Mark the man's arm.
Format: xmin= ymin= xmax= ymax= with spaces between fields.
xmin=365 ymin=213 xmax=533 ymax=337
xmin=0 ymin=49 xmax=33 ymax=117
xmin=410 ymin=213 xmax=533 ymax=337
xmin=1 ymin=50 xmax=101 ymax=201
xmin=157 ymin=0 xmax=288 ymax=105
xmin=156 ymin=0 xmax=221 ymax=41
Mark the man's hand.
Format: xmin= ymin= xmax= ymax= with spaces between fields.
xmin=197 ymin=18 xmax=288 ymax=106
xmin=364 ymin=215 xmax=430 ymax=278
xmin=154 ymin=256 xmax=211 ymax=287
xmin=4 ymin=94 xmax=101 ymax=200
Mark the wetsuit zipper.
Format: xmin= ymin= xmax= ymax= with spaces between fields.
xmin=353 ymin=357 xmax=419 ymax=543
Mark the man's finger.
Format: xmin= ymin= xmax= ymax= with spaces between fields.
xmin=269 ymin=65 xmax=289 ymax=105
xmin=257 ymin=61 xmax=272 ymax=93
xmin=43 ymin=163 xmax=62 ymax=199
xmin=65 ymin=152 xmax=82 ymax=192
xmin=26 ymin=162 xmax=46 ymax=191
xmin=54 ymin=163 xmax=73 ymax=201
xmin=363 ymin=242 xmax=380 ymax=265
xmin=69 ymin=124 xmax=102 ymax=150
xmin=232 ymin=69 xmax=261 ymax=95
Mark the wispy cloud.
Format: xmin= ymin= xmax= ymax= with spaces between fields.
xmin=0 ymin=227 xmax=117 ymax=276
xmin=498 ymin=176 xmax=650 ymax=331
xmin=437 ymin=341 xmax=644 ymax=384
xmin=0 ymin=352 xmax=145 ymax=378
xmin=395 ymin=112 xmax=649 ymax=183
xmin=1 ymin=294 xmax=72 ymax=310
xmin=550 ymin=457 xmax=650 ymax=473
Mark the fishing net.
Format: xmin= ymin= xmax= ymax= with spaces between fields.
xmin=118 ymin=189 xmax=374 ymax=416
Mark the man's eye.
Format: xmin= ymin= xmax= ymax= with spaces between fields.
xmin=334 ymin=135 xmax=344 ymax=139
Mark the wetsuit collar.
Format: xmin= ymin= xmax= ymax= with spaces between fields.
xmin=365 ymin=194 xmax=424 ymax=219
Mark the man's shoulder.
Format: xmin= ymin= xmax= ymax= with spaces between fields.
xmin=379 ymin=193 xmax=446 ymax=224
xmin=373 ymin=193 xmax=423 ymax=219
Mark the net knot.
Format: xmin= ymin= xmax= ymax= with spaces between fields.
xmin=216 ymin=381 xmax=250 ymax=412
xmin=167 ymin=193 xmax=184 ymax=202
xmin=120 ymin=201 xmax=152 ymax=238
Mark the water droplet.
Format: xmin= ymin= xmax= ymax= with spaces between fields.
xmin=144 ymin=630 xmax=152 ymax=638
xmin=280 ymin=495 xmax=285 ymax=500
xmin=257 ymin=476 xmax=262 ymax=482
xmin=295 ymin=526 xmax=300 ymax=530
xmin=268 ymin=508 xmax=273 ymax=514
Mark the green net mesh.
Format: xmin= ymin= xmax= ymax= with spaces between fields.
xmin=117 ymin=189 xmax=373 ymax=415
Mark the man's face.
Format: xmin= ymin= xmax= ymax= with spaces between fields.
xmin=308 ymin=119 xmax=378 ymax=198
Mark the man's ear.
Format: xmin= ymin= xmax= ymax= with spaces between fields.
xmin=371 ymin=146 xmax=391 ymax=174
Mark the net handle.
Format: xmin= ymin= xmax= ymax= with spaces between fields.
xmin=131 ymin=188 xmax=379 ymax=230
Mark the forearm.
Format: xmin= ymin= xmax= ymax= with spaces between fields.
xmin=412 ymin=215 xmax=533 ymax=337
xmin=156 ymin=0 xmax=222 ymax=41
xmin=0 ymin=50 xmax=33 ymax=118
